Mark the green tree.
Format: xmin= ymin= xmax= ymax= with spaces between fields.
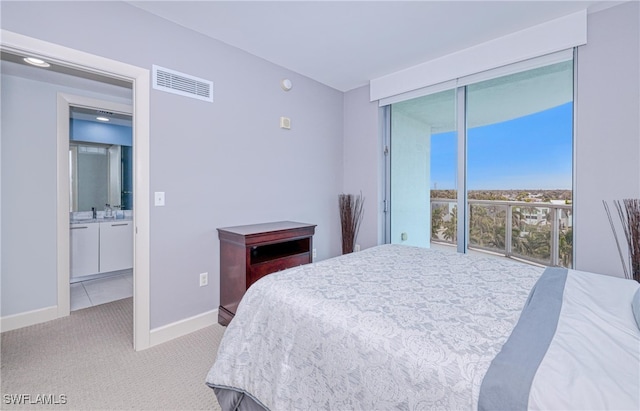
xmin=515 ymin=218 xmax=551 ymax=263
xmin=559 ymin=227 xmax=573 ymax=268
xmin=469 ymin=204 xmax=507 ymax=252
xmin=431 ymin=205 xmax=445 ymax=239
xmin=442 ymin=206 xmax=457 ymax=242
xmin=529 ymin=225 xmax=551 ymax=261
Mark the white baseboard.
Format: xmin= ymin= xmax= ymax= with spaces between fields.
xmin=0 ymin=305 xmax=59 ymax=333
xmin=149 ymin=308 xmax=218 ymax=347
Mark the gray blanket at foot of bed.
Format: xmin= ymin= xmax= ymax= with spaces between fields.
xmin=478 ymin=267 xmax=568 ymax=410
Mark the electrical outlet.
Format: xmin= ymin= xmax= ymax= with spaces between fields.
xmin=199 ymin=272 xmax=208 ymax=287
xmin=355 ymin=244 xmax=361 ymax=252
xmin=312 ymin=248 xmax=317 ymax=259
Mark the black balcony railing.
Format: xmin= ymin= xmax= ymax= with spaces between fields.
xmin=431 ymin=199 xmax=573 ymax=268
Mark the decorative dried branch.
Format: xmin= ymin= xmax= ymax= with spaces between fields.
xmin=339 ymin=193 xmax=365 ymax=254
xmin=603 ymin=200 xmax=629 ymax=279
xmin=603 ymin=199 xmax=640 ymax=282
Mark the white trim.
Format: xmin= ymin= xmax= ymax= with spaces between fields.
xmin=0 ymin=306 xmax=58 ymax=333
xmin=1 ymin=29 xmax=151 ymax=351
xmin=133 ymin=76 xmax=151 ymax=351
xmin=457 ymin=49 xmax=574 ymax=88
xmin=378 ymin=79 xmax=456 ymax=107
xmin=149 ymin=309 xmax=219 ymax=348
xmin=371 ymin=10 xmax=586 ymax=102
xmin=57 ymin=94 xmax=71 ymax=318
xmin=379 ymin=49 xmax=574 ymax=107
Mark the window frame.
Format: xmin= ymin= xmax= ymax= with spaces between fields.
xmin=382 ymin=50 xmax=577 ymax=268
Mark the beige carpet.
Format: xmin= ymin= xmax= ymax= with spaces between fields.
xmin=1 ymin=298 xmax=225 ymax=410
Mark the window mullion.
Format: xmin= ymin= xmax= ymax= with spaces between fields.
xmin=456 ymin=86 xmax=467 ymax=253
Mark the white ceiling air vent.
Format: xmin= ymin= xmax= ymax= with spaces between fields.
xmin=152 ymin=65 xmax=213 ymax=103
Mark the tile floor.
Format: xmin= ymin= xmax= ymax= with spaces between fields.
xmin=70 ymin=271 xmax=133 ymax=311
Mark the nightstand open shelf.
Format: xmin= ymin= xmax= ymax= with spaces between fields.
xmin=250 ymin=238 xmax=310 ymax=264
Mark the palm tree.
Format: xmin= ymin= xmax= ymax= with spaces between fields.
xmin=559 ymin=227 xmax=573 ymax=268
xmin=532 ymin=227 xmax=551 ymax=261
xmin=431 ymin=205 xmax=445 ymax=240
xmin=510 ymin=207 xmax=525 ymax=254
xmin=470 ymin=204 xmax=491 ymax=247
xmin=490 ymin=208 xmax=508 ymax=250
xmin=469 ymin=204 xmax=507 ymax=252
xmin=442 ymin=206 xmax=457 ymax=242
xmin=518 ymin=221 xmax=551 ymax=262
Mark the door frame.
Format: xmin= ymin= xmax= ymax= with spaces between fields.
xmin=1 ymin=29 xmax=151 ymax=351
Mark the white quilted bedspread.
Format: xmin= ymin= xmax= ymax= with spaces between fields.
xmin=206 ymin=244 xmax=544 ymax=410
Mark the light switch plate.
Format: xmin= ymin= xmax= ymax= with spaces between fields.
xmin=154 ymin=192 xmax=165 ymax=206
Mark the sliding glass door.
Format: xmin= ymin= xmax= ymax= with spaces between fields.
xmin=387 ymin=57 xmax=574 ymax=268
xmin=390 ymin=89 xmax=457 ymax=248
xmin=466 ymin=61 xmax=574 ymax=266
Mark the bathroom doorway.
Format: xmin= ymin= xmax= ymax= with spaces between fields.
xmin=67 ymin=103 xmax=134 ymax=311
xmin=2 ymin=30 xmax=151 ymax=350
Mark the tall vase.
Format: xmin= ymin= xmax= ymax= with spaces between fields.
xmin=339 ymin=193 xmax=364 ymax=254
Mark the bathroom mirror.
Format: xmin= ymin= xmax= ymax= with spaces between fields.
xmin=69 ymin=106 xmax=133 ymax=212
xmin=69 ymin=143 xmax=133 ymax=211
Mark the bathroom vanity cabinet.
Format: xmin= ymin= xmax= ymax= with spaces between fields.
xmin=99 ymin=221 xmax=134 ymax=272
xmin=70 ymin=222 xmax=100 ymax=277
xmin=70 ymin=220 xmax=133 ymax=279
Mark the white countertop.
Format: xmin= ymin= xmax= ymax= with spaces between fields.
xmin=70 ymin=216 xmax=133 ymax=225
xmin=70 ymin=210 xmax=133 ymax=225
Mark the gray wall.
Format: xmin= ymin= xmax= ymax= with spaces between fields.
xmin=342 ymin=85 xmax=382 ymax=249
xmin=1 ymin=1 xmax=344 ymax=327
xmin=2 ymin=74 xmax=61 ymax=315
xmin=574 ymin=1 xmax=640 ymax=277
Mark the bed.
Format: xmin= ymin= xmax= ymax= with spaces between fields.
xmin=205 ymin=244 xmax=640 ymax=410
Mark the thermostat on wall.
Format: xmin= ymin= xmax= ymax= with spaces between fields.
xmin=280 ymin=116 xmax=291 ymax=130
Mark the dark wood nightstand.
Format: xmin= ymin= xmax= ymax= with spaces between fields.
xmin=217 ymin=221 xmax=316 ymax=326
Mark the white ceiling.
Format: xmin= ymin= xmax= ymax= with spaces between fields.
xmin=127 ymin=0 xmax=616 ymax=92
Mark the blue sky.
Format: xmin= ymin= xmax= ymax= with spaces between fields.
xmin=430 ymin=102 xmax=573 ymax=190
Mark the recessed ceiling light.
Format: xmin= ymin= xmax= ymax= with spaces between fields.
xmin=23 ymin=57 xmax=51 ymax=68
xmin=96 ymin=116 xmax=110 ymax=122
